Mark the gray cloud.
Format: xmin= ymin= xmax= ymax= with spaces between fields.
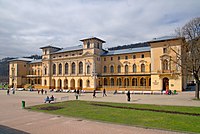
xmin=0 ymin=0 xmax=200 ymax=59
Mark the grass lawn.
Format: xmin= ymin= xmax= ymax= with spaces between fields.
xmin=29 ymin=100 xmax=200 ymax=133
xmin=0 ymin=84 xmax=8 ymax=89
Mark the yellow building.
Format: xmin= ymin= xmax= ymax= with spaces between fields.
xmin=9 ymin=36 xmax=185 ymax=91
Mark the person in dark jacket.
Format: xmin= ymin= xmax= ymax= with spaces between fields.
xmin=126 ymin=90 xmax=131 ymax=102
xmin=103 ymin=88 xmax=107 ymax=97
xmin=93 ymin=89 xmax=96 ymax=98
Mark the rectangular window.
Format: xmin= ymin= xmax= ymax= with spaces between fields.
xmin=118 ymin=56 xmax=120 ymax=60
xmin=111 ymin=57 xmax=113 ymax=61
xmin=163 ymin=48 xmax=167 ymax=53
xmin=125 ymin=56 xmax=128 ymax=60
xmin=104 ymin=57 xmax=106 ymax=61
xmin=141 ymin=54 xmax=144 ymax=58
xmin=133 ymin=55 xmax=136 ymax=59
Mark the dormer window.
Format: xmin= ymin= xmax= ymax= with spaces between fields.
xmin=87 ymin=41 xmax=90 ymax=48
xmin=163 ymin=48 xmax=167 ymax=53
xmin=97 ymin=42 xmax=100 ymax=49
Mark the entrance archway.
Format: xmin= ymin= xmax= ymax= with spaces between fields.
xmin=78 ymin=79 xmax=83 ymax=90
xmin=57 ymin=79 xmax=62 ymax=89
xmin=64 ymin=79 xmax=68 ymax=89
xmin=70 ymin=79 xmax=75 ymax=89
xmin=163 ymin=77 xmax=169 ymax=91
xmin=52 ymin=79 xmax=55 ymax=89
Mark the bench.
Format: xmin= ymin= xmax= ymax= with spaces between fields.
xmin=44 ymin=98 xmax=56 ymax=103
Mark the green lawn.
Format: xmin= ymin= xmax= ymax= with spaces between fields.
xmin=29 ymin=100 xmax=200 ymax=133
xmin=0 ymin=84 xmax=8 ymax=89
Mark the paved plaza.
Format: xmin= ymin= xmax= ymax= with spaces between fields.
xmin=0 ymin=90 xmax=199 ymax=134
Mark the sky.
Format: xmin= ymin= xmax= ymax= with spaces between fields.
xmin=0 ymin=0 xmax=199 ymax=59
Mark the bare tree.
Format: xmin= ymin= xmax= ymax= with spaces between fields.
xmin=172 ymin=17 xmax=200 ymax=99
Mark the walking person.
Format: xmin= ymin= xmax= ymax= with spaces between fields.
xmin=93 ymin=89 xmax=96 ymax=98
xmin=41 ymin=89 xmax=44 ymax=95
xmin=126 ymin=90 xmax=131 ymax=102
xmin=103 ymin=88 xmax=107 ymax=97
xmin=7 ymin=89 xmax=10 ymax=95
xmin=12 ymin=88 xmax=15 ymax=94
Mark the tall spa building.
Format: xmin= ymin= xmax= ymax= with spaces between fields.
xmin=9 ymin=36 xmax=186 ymax=91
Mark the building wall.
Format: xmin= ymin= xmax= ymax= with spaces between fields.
xmin=9 ymin=61 xmax=28 ymax=88
xmin=150 ymin=38 xmax=183 ymax=91
xmin=9 ymin=37 xmax=184 ymax=91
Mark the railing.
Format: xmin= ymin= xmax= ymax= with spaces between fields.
xmin=101 ymin=71 xmax=151 ymax=76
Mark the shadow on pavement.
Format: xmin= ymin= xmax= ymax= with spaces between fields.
xmin=0 ymin=125 xmax=30 ymax=134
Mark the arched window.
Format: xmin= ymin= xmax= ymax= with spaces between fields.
xmin=132 ymin=78 xmax=137 ymax=86
xmin=44 ymin=68 xmax=47 ymax=75
xmin=87 ymin=41 xmax=90 ymax=48
xmin=117 ymin=78 xmax=122 ymax=86
xmin=133 ymin=64 xmax=137 ymax=73
xmin=140 ymin=78 xmax=146 ymax=86
xmin=163 ymin=60 xmax=169 ymax=70
xmin=53 ymin=64 xmax=56 ymax=75
xmin=149 ymin=78 xmax=151 ymax=86
xmin=103 ymin=66 xmax=107 ymax=73
xmin=125 ymin=65 xmax=129 ymax=73
xmin=87 ymin=65 xmax=90 ymax=74
xmin=65 ymin=63 xmax=68 ymax=74
xmin=38 ymin=79 xmax=41 ymax=84
xmin=117 ymin=65 xmax=121 ymax=73
xmin=59 ymin=63 xmax=62 ymax=74
xmin=124 ymin=78 xmax=129 ymax=86
xmin=104 ymin=78 xmax=107 ymax=86
xmin=110 ymin=65 xmax=114 ymax=73
xmin=141 ymin=64 xmax=145 ymax=72
xmin=72 ymin=62 xmax=76 ymax=74
xmin=110 ymin=78 xmax=114 ymax=86
xmin=86 ymin=80 xmax=90 ymax=87
xmin=79 ymin=62 xmax=83 ymax=74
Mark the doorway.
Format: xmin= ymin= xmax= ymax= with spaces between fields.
xmin=163 ymin=77 xmax=169 ymax=90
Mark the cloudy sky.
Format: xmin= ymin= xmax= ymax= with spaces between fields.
xmin=0 ymin=0 xmax=199 ymax=59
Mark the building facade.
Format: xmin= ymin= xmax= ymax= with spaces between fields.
xmin=9 ymin=36 xmax=186 ymax=91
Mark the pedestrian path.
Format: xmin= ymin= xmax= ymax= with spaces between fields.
xmin=0 ymin=90 xmax=197 ymax=134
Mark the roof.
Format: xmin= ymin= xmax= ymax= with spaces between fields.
xmin=52 ymin=45 xmax=83 ymax=54
xmin=148 ymin=36 xmax=180 ymax=43
xmin=40 ymin=45 xmax=61 ymax=50
xmin=9 ymin=58 xmax=33 ymax=62
xmin=29 ymin=59 xmax=42 ymax=64
xmin=101 ymin=46 xmax=151 ymax=56
xmin=80 ymin=37 xmax=106 ymax=43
